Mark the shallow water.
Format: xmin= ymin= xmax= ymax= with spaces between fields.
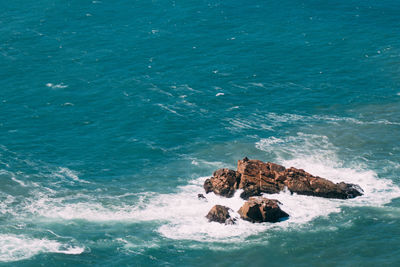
xmin=1 ymin=0 xmax=400 ymax=266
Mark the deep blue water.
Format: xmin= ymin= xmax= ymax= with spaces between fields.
xmin=1 ymin=0 xmax=400 ymax=266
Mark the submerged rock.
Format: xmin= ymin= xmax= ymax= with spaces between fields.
xmin=203 ymin=168 xmax=241 ymax=198
xmin=197 ymin=194 xmax=207 ymax=200
xmin=238 ymin=197 xmax=289 ymax=223
xmin=206 ymin=205 xmax=235 ymax=224
xmin=203 ymin=158 xmax=364 ymax=200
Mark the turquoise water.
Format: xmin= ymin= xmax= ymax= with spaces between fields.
xmin=1 ymin=0 xmax=400 ymax=265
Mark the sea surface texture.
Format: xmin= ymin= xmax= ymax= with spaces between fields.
xmin=1 ymin=0 xmax=400 ymax=266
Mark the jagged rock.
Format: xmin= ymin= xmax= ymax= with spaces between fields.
xmin=203 ymin=158 xmax=363 ymax=200
xmin=239 ymin=184 xmax=261 ymax=200
xmin=236 ymin=158 xmax=363 ymax=199
xmin=206 ymin=205 xmax=235 ymax=224
xmin=237 ymin=159 xmax=288 ymax=195
xmin=283 ymin=167 xmax=363 ymax=199
xmin=203 ymin=168 xmax=241 ymax=198
xmin=238 ymin=197 xmax=289 ymax=223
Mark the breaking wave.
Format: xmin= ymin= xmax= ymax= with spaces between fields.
xmin=0 ymin=234 xmax=84 ymax=262
xmin=2 ymin=134 xmax=400 ymax=248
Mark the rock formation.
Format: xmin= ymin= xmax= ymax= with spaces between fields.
xmin=238 ymin=197 xmax=289 ymax=223
xmin=237 ymin=158 xmax=363 ymax=199
xmin=206 ymin=205 xmax=235 ymax=224
xmin=204 ymin=157 xmax=363 ymax=200
xmin=204 ymin=168 xmax=240 ymax=198
xmin=203 ymin=158 xmax=363 ymax=224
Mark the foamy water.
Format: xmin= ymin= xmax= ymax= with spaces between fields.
xmin=0 ymin=234 xmax=84 ymax=262
xmin=1 ymin=130 xmax=399 ymax=253
xmin=19 ymin=161 xmax=400 ymax=244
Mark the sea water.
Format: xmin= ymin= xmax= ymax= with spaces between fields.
xmin=1 ymin=0 xmax=400 ymax=266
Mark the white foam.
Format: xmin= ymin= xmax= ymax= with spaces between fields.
xmin=227 ymin=106 xmax=239 ymax=111
xmin=188 ymin=158 xmax=231 ymax=169
xmin=21 ymin=133 xmax=400 ymax=244
xmin=256 ymin=133 xmax=400 ymax=209
xmin=223 ymin=112 xmax=393 ymax=134
xmin=57 ymin=167 xmax=89 ymax=183
xmin=45 ymin=83 xmax=68 ymax=89
xmin=116 ymin=237 xmax=160 ymax=253
xmin=226 ymin=118 xmax=258 ymax=130
xmin=0 ymin=195 xmax=16 ymax=215
xmin=61 ymin=102 xmax=74 ymax=106
xmin=26 ymin=161 xmax=400 ymax=243
xmin=48 ymin=167 xmax=89 ymax=185
xmin=11 ymin=177 xmax=27 ymax=187
xmin=249 ymin=82 xmax=265 ymax=88
xmin=156 ymin=104 xmax=183 ymax=117
xmin=0 ymin=234 xmax=84 ymax=262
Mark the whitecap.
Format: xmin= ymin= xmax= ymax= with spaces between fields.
xmin=11 ymin=177 xmax=27 ymax=187
xmin=57 ymin=167 xmax=89 ymax=183
xmin=249 ymin=82 xmax=265 ymax=88
xmin=256 ymin=133 xmax=400 ymax=209
xmin=24 ymin=160 xmax=400 ymax=244
xmin=45 ymin=83 xmax=68 ymax=89
xmin=0 ymin=234 xmax=84 ymax=262
xmin=156 ymin=104 xmax=183 ymax=116
xmin=61 ymin=102 xmax=74 ymax=106
xmin=20 ymin=133 xmax=400 ymax=245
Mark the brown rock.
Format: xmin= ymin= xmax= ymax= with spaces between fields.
xmin=206 ymin=205 xmax=234 ymax=224
xmin=238 ymin=197 xmax=289 ymax=223
xmin=239 ymin=184 xmax=261 ymax=200
xmin=237 ymin=159 xmax=286 ymax=196
xmin=203 ymin=168 xmax=241 ymax=198
xmin=236 ymin=158 xmax=363 ymax=199
xmin=283 ymin=167 xmax=363 ymax=199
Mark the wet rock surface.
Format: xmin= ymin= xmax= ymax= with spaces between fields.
xmin=203 ymin=158 xmax=363 ymax=224
xmin=204 ymin=158 xmax=363 ymax=200
xmin=206 ymin=205 xmax=234 ymax=224
xmin=203 ymin=168 xmax=241 ymax=198
xmin=238 ymin=197 xmax=289 ymax=223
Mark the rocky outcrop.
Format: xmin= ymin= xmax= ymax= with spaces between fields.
xmin=203 ymin=158 xmax=363 ymax=225
xmin=203 ymin=168 xmax=241 ymax=198
xmin=283 ymin=168 xmax=363 ymax=199
xmin=238 ymin=197 xmax=289 ymax=223
xmin=237 ymin=158 xmax=286 ymax=199
xmin=206 ymin=205 xmax=235 ymax=224
xmin=203 ymin=157 xmax=363 ymax=200
xmin=237 ymin=158 xmax=363 ymax=199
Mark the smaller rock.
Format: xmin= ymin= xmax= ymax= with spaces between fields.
xmin=198 ymin=194 xmax=207 ymax=200
xmin=203 ymin=179 xmax=213 ymax=194
xmin=206 ymin=205 xmax=234 ymax=224
xmin=238 ymin=197 xmax=289 ymax=223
